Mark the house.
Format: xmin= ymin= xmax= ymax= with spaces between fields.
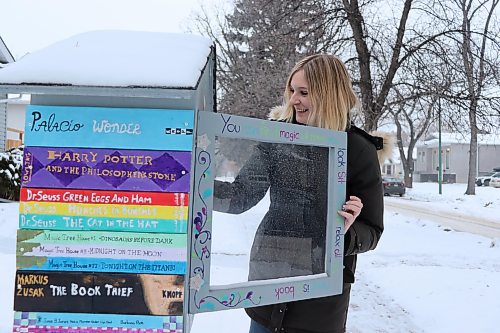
xmin=381 ymin=147 xmax=416 ymax=179
xmin=414 ymin=132 xmax=500 ymax=183
xmin=0 ymin=36 xmax=14 ymax=65
xmin=4 ymin=94 xmax=29 ymax=150
xmin=0 ymin=35 xmax=16 ymax=151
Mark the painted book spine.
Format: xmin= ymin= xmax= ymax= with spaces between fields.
xmin=14 ymin=271 xmax=185 ymax=316
xmin=17 ymin=229 xmax=187 ymax=247
xmin=13 ymin=312 xmax=183 ymax=331
xmin=19 ymin=214 xmax=187 ymax=234
xmin=16 ymin=257 xmax=186 ymax=275
xmin=22 ymin=147 xmax=191 ymax=192
xmin=21 ymin=188 xmax=189 ymax=206
xmin=25 ymin=105 xmax=194 ymax=151
xmin=19 ymin=202 xmax=188 ymax=220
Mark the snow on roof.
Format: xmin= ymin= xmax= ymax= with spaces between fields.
xmin=419 ymin=132 xmax=500 ymax=147
xmin=384 ymin=146 xmax=417 ymax=165
xmin=0 ymin=30 xmax=212 ymax=89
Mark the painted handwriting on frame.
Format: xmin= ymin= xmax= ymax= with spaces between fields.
xmin=279 ymin=130 xmax=300 ymax=142
xmin=337 ymin=171 xmax=346 ymax=183
xmin=275 ymin=286 xmax=295 ymax=300
xmin=337 ymin=148 xmax=346 ymax=167
xmin=334 ymin=226 xmax=343 ymax=257
xmin=217 ymin=113 xmax=330 ymax=144
xmin=220 ymin=114 xmax=240 ymax=133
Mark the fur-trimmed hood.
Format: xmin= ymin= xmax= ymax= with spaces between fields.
xmin=268 ymin=105 xmax=394 ymax=165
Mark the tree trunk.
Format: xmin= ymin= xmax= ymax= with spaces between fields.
xmin=465 ymin=102 xmax=478 ymax=194
xmin=342 ymin=0 xmax=413 ymax=131
xmin=342 ymin=0 xmax=375 ymax=130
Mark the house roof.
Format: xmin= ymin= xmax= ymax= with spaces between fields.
xmin=419 ymin=132 xmax=500 ymax=148
xmin=0 ymin=94 xmax=30 ymax=105
xmin=0 ymin=30 xmax=213 ymax=95
xmin=0 ymin=36 xmax=15 ymax=64
xmin=384 ymin=146 xmax=417 ymax=165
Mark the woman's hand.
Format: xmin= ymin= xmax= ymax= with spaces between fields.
xmin=338 ymin=196 xmax=363 ymax=232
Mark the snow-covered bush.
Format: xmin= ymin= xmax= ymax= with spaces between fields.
xmin=0 ymin=146 xmax=23 ymax=201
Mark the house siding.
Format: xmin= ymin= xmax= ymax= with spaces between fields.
xmin=478 ymin=145 xmax=500 ymax=173
xmin=415 ymin=140 xmax=500 ymax=183
xmin=0 ymin=94 xmax=7 ymax=151
xmin=450 ymin=144 xmax=469 ymax=183
xmin=447 ymin=143 xmax=500 ymax=182
xmin=7 ymin=103 xmax=26 ymax=133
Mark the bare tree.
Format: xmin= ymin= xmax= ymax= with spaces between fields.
xmin=385 ymin=89 xmax=437 ymax=188
xmin=381 ymin=22 xmax=461 ymax=187
xmin=457 ymin=0 xmax=499 ymax=194
xmin=339 ymin=0 xmax=416 ymax=131
xmin=191 ymin=0 xmax=336 ymax=119
xmin=431 ymin=0 xmax=500 ymax=194
xmin=338 ymin=0 xmax=499 ymax=194
xmin=190 ymin=0 xmax=500 ymax=188
xmin=193 ymin=0 xmax=455 ymax=131
xmin=394 ymin=99 xmax=435 ymax=187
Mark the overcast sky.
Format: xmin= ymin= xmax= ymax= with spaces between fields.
xmin=0 ymin=0 xmax=217 ymax=59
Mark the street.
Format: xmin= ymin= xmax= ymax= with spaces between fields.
xmin=384 ymin=197 xmax=500 ymax=238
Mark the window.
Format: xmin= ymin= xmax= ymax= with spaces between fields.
xmin=445 ymin=148 xmax=450 ymax=169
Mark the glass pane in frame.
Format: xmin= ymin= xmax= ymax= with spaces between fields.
xmin=210 ymin=137 xmax=331 ymax=286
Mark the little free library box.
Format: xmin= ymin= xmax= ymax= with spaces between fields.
xmin=0 ymin=31 xmax=346 ymax=333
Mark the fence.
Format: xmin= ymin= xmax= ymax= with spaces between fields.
xmin=6 ymin=127 xmax=23 ymax=150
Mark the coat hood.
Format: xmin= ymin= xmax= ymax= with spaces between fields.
xmin=268 ymin=105 xmax=394 ymax=165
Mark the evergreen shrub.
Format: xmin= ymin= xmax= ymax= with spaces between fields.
xmin=0 ymin=146 xmax=23 ymax=201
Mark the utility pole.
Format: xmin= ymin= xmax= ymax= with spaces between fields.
xmin=438 ymin=98 xmax=442 ymax=195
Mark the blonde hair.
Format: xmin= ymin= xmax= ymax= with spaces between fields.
xmin=279 ymin=54 xmax=359 ymax=131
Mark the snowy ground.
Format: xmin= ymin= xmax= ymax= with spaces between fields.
xmin=1 ymin=183 xmax=499 ymax=333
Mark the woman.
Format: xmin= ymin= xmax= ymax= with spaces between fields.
xmin=214 ymin=54 xmax=386 ymax=333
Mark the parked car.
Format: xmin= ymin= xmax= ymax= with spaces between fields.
xmin=489 ymin=172 xmax=500 ymax=188
xmin=476 ymin=172 xmax=495 ymax=186
xmin=382 ymin=176 xmax=405 ymax=196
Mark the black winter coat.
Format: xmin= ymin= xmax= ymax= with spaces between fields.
xmin=213 ymin=126 xmax=384 ymax=332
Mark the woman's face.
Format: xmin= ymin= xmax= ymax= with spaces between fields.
xmin=289 ymin=69 xmax=313 ymax=125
